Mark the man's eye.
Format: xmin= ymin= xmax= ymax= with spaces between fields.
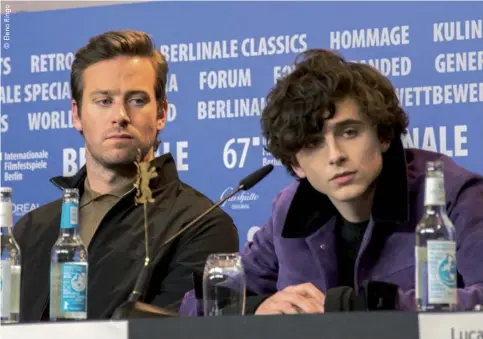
xmin=96 ymin=98 xmax=112 ymax=106
xmin=343 ymin=128 xmax=358 ymax=138
xmin=129 ymin=98 xmax=146 ymax=105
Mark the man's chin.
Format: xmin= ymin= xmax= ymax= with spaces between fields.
xmin=112 ymin=146 xmax=142 ymax=158
xmin=101 ymin=151 xmax=140 ymax=167
xmin=331 ymin=185 xmax=367 ymax=202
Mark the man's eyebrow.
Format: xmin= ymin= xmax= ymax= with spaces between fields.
xmin=124 ymin=90 xmax=150 ymax=99
xmin=326 ymin=118 xmax=365 ymax=131
xmin=89 ymin=90 xmax=112 ymax=97
xmin=88 ymin=90 xmax=149 ymax=98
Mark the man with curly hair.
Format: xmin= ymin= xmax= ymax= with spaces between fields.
xmin=180 ymin=48 xmax=483 ymax=316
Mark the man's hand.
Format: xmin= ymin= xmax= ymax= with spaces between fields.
xmin=254 ymin=283 xmax=325 ymax=315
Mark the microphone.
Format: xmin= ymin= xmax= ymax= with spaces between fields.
xmin=324 ymin=281 xmax=400 ymax=312
xmin=111 ymin=164 xmax=274 ymax=319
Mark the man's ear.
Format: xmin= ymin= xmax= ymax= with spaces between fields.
xmin=157 ymin=99 xmax=168 ymax=132
xmin=72 ymin=100 xmax=83 ymax=134
xmin=292 ymin=164 xmax=306 ymax=179
xmin=380 ymin=138 xmax=391 ymax=153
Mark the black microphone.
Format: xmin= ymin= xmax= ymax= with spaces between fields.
xmin=111 ymin=164 xmax=274 ymax=319
xmin=324 ymin=281 xmax=400 ymax=312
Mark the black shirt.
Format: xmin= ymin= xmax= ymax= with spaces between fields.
xmin=335 ymin=216 xmax=369 ymax=288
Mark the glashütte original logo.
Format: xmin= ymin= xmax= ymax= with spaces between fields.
xmin=220 ymin=187 xmax=259 ymax=210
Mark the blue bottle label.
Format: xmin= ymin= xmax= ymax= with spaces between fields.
xmin=60 ymin=202 xmax=78 ymax=229
xmin=60 ymin=263 xmax=87 ymax=312
xmin=427 ymin=240 xmax=457 ymax=304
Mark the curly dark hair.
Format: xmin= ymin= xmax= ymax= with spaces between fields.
xmin=261 ymin=49 xmax=409 ymax=177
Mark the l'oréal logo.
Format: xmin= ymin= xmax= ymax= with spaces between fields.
xmin=13 ymin=202 xmax=40 ymax=217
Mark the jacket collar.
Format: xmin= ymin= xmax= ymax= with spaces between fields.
xmin=49 ymin=153 xmax=180 ymax=194
xmin=281 ymin=138 xmax=410 ymax=238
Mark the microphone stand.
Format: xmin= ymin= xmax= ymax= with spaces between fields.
xmin=112 ymin=151 xmax=177 ymax=319
xmin=111 ymin=159 xmax=273 ymax=320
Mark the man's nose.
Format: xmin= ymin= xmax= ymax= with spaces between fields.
xmin=112 ymin=104 xmax=130 ymax=125
xmin=327 ymin=138 xmax=347 ymax=166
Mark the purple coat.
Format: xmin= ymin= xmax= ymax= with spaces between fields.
xmin=180 ymin=145 xmax=483 ymax=315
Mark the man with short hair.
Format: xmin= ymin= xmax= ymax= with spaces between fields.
xmin=14 ymin=30 xmax=239 ymax=321
xmin=180 ymin=49 xmax=483 ymax=315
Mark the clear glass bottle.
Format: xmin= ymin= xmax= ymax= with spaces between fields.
xmin=415 ymin=160 xmax=457 ymax=311
xmin=0 ymin=187 xmax=21 ymax=323
xmin=50 ymin=188 xmax=88 ymax=321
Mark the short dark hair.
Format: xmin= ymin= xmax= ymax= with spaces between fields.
xmin=261 ymin=49 xmax=409 ymax=177
xmin=70 ymin=30 xmax=168 ymax=116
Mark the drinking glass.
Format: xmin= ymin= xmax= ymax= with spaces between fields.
xmin=202 ymin=253 xmax=246 ymax=316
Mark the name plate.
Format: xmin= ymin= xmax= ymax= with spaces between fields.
xmin=419 ymin=313 xmax=483 ymax=339
xmin=1 ymin=320 xmax=128 ymax=339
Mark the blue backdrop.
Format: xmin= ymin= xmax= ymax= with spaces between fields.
xmin=1 ymin=1 xmax=482 ymax=245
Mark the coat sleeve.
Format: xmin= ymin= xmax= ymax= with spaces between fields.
xmin=398 ymin=176 xmax=483 ymax=311
xmin=241 ymin=208 xmax=280 ymax=296
xmin=149 ymin=208 xmax=239 ymax=313
xmin=236 ymin=192 xmax=287 ymax=313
